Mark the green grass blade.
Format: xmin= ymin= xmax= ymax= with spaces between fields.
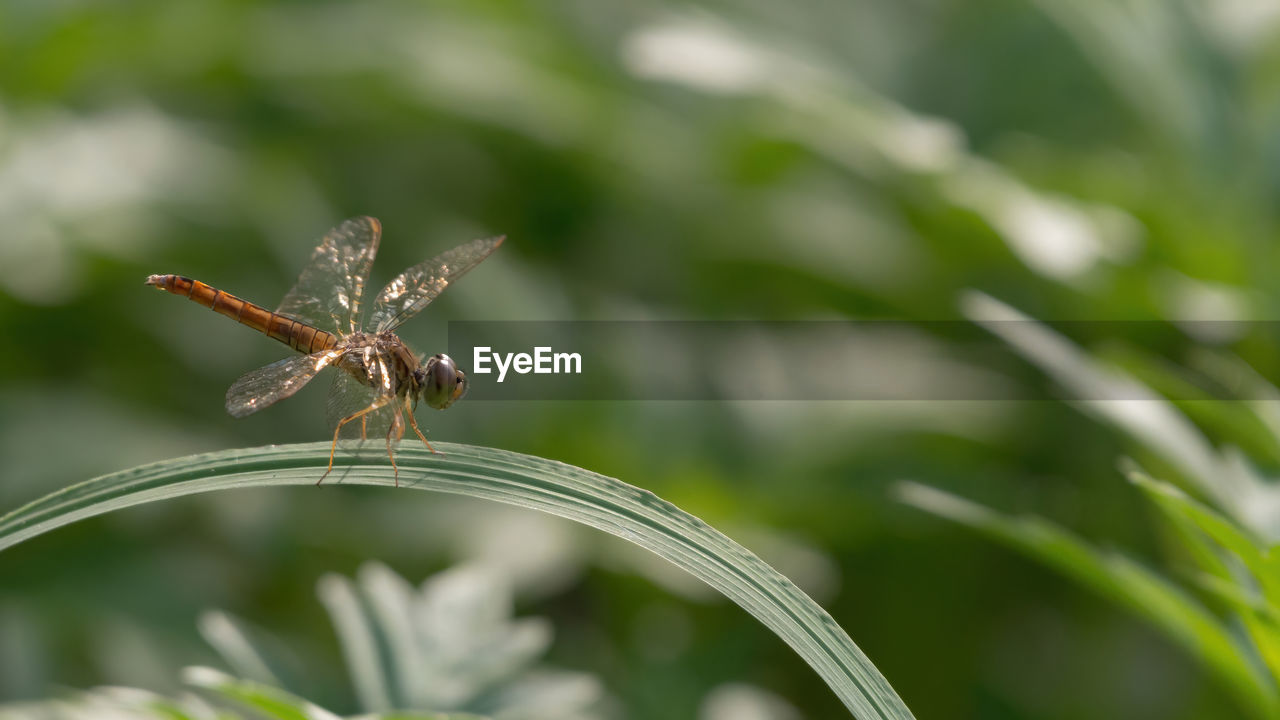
xmin=897 ymin=481 xmax=1280 ymax=719
xmin=0 ymin=442 xmax=914 ymax=720
xmin=1125 ymin=469 xmax=1280 ymax=684
xmin=961 ymin=292 xmax=1225 ymax=499
xmin=1126 ymin=471 xmax=1273 ymax=590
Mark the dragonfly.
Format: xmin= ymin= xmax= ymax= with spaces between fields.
xmin=146 ymin=216 xmax=504 ymax=485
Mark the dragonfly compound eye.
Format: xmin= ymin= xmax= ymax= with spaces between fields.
xmin=423 ymin=354 xmax=465 ymax=410
xmin=451 ymin=368 xmax=469 ymax=405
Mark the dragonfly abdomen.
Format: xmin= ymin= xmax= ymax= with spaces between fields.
xmin=145 ymin=274 xmax=337 ymax=354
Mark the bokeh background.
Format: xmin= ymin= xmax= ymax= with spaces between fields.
xmin=4 ymin=0 xmax=1280 ymax=717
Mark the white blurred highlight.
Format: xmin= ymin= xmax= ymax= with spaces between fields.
xmin=1156 ymin=270 xmax=1253 ymax=343
xmin=943 ymin=160 xmax=1142 ymax=281
xmin=624 ymin=15 xmax=1143 ymax=284
xmin=1204 ymin=0 xmax=1280 ymax=52
xmin=622 ymin=18 xmax=776 ymax=94
xmin=0 ymin=103 xmax=231 ymax=304
xmin=700 ymin=683 xmax=801 ymax=720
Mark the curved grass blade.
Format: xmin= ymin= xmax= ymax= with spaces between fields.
xmin=0 ymin=442 xmax=913 ymax=720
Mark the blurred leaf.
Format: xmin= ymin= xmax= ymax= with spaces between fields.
xmin=1127 ymin=470 xmax=1275 ymax=596
xmin=198 ymin=611 xmax=283 ymax=688
xmin=0 ymin=442 xmax=914 ymax=720
xmin=1190 ymin=571 xmax=1280 ymax=689
xmin=316 ymin=571 xmax=392 ymax=713
xmin=963 ymin=291 xmax=1280 ymax=540
xmin=0 ymin=685 xmax=230 ymax=720
xmin=1028 ymin=0 xmax=1227 ymax=152
xmin=896 ymin=480 xmax=1279 ymax=720
xmin=184 ymin=666 xmax=343 ymax=720
xmin=316 ymin=562 xmax=585 ymax=719
xmin=0 ymin=670 xmax=490 ymax=720
xmin=1125 ymin=469 xmax=1280 ymax=685
xmin=182 ymin=667 xmax=483 ymax=720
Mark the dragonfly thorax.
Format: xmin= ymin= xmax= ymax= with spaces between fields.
xmin=334 ymin=332 xmax=466 ymax=411
xmin=335 ymin=331 xmax=419 ymax=394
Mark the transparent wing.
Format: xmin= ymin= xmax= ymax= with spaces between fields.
xmin=275 ymin=216 xmax=382 ymax=335
xmin=367 ymin=235 xmax=504 ymax=332
xmin=225 ymin=350 xmax=343 ymax=418
xmin=326 ymin=367 xmax=400 ymax=439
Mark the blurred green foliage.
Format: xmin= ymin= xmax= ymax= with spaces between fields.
xmin=4 ymin=562 xmax=599 ymax=720
xmin=4 ymin=0 xmax=1280 ymax=718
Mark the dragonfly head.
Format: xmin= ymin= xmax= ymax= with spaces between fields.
xmin=417 ymin=353 xmax=468 ymax=410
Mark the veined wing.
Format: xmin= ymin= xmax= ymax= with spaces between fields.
xmin=226 ymin=349 xmax=344 ymax=418
xmin=276 ymin=217 xmax=382 ymax=335
xmin=367 ymin=235 xmax=504 ymax=333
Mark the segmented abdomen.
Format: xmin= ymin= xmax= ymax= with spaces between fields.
xmin=145 ymin=274 xmax=337 ymax=355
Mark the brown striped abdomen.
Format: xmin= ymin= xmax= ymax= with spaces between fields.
xmin=145 ymin=274 xmax=337 ymax=355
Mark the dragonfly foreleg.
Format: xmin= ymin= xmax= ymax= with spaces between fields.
xmin=319 ymin=394 xmax=396 ymax=487
xmin=404 ymin=399 xmax=439 ymax=455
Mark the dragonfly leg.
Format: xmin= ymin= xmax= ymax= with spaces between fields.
xmin=385 ymin=409 xmax=405 ymax=487
xmin=404 ymin=404 xmax=439 ymax=454
xmin=319 ymin=396 xmax=394 ymax=486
